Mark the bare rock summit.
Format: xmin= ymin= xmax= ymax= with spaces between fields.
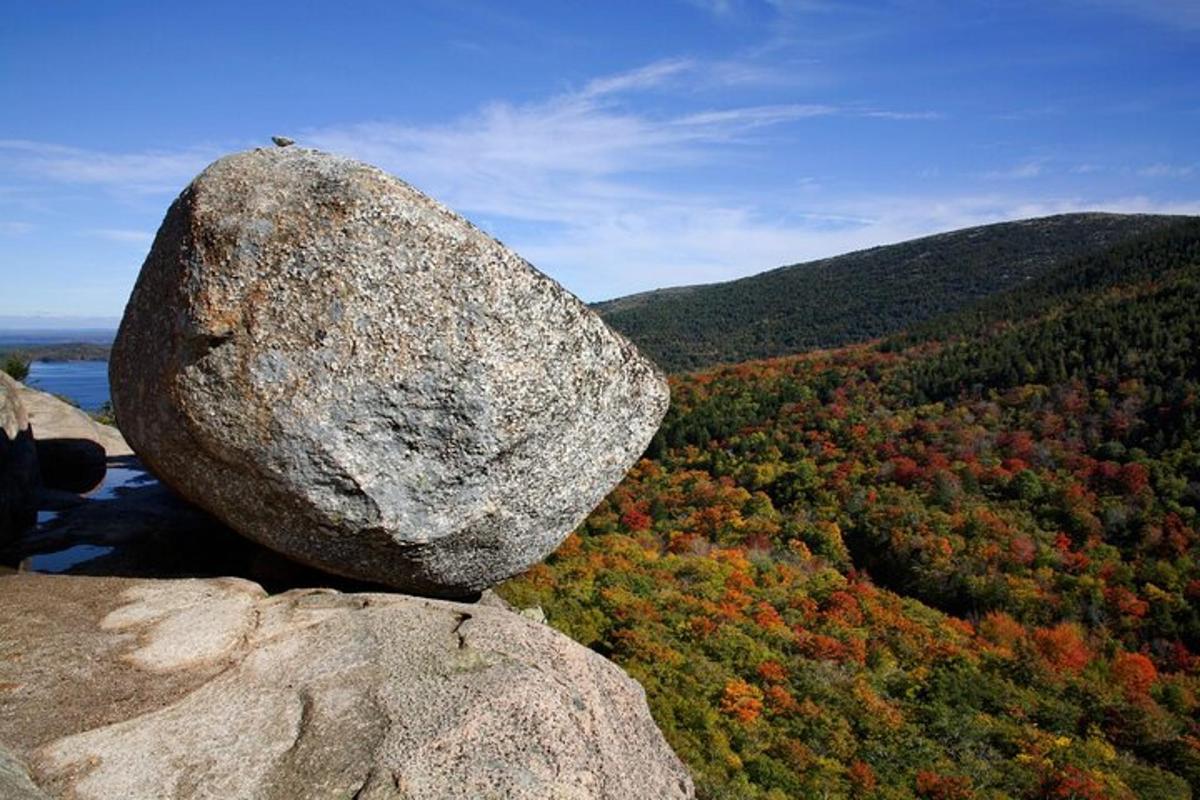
xmin=0 ymin=573 xmax=695 ymax=799
xmin=110 ymin=147 xmax=669 ymax=596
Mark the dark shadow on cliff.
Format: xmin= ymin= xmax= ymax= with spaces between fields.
xmin=2 ymin=453 xmax=396 ymax=595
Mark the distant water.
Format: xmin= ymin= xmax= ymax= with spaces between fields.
xmin=25 ymin=360 xmax=111 ymax=412
xmin=24 ymin=465 xmax=149 ymax=573
xmin=0 ymin=328 xmax=115 ymax=346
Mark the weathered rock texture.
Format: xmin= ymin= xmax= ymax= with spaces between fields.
xmin=16 ymin=385 xmax=130 ymax=494
xmin=0 ymin=375 xmax=38 ymax=544
xmin=0 ymin=746 xmax=47 ymax=800
xmin=0 ymin=573 xmax=695 ymax=800
xmin=110 ymin=147 xmax=669 ymax=596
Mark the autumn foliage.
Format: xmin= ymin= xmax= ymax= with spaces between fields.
xmin=500 ymin=238 xmax=1200 ymax=799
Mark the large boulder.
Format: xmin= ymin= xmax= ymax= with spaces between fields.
xmin=110 ymin=147 xmax=668 ymax=596
xmin=0 ymin=573 xmax=695 ymax=799
xmin=0 ymin=374 xmax=38 ymax=544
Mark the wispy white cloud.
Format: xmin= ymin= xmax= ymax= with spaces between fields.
xmin=1137 ymin=163 xmax=1196 ymax=178
xmin=304 ymin=64 xmax=862 ymax=228
xmin=859 ymin=109 xmax=944 ymax=120
xmin=580 ymin=58 xmax=694 ymax=98
xmin=983 ymin=160 xmax=1047 ymax=180
xmin=672 ymin=103 xmax=837 ymax=127
xmin=299 ymin=60 xmax=942 ymax=297
xmin=0 ymin=59 xmax=940 ymax=302
xmin=704 ymin=59 xmax=814 ymax=88
xmin=522 ymin=192 xmax=1200 ymax=297
xmin=2 ymin=57 xmax=1176 ymax=306
xmin=85 ymin=228 xmax=155 ymax=244
xmin=683 ymin=0 xmax=738 ymax=16
xmin=0 ymin=313 xmax=120 ymax=329
xmin=0 ymin=139 xmax=217 ymax=194
xmin=993 ymin=105 xmax=1063 ymax=121
xmin=687 ymin=0 xmax=845 ymax=16
xmin=765 ymin=0 xmax=848 ymax=14
xmin=0 ymin=220 xmax=34 ymax=235
xmin=1078 ymin=0 xmax=1200 ymax=31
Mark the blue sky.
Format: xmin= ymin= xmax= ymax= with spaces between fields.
xmin=1 ymin=0 xmax=1197 ymax=325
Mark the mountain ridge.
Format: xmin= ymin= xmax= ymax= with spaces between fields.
xmin=595 ymin=212 xmax=1194 ymax=372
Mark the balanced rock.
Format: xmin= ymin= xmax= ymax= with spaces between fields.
xmin=0 ymin=573 xmax=695 ymax=799
xmin=110 ymin=147 xmax=669 ymax=595
xmin=0 ymin=374 xmax=38 ymax=544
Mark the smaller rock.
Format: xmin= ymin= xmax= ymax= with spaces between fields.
xmin=519 ymin=605 xmax=547 ymax=624
xmin=16 ymin=386 xmax=130 ymax=494
xmin=270 ymin=135 xmax=295 ymax=147
xmin=0 ymin=374 xmax=38 ymax=545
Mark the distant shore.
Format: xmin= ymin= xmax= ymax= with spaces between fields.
xmin=0 ymin=342 xmax=111 ymax=362
xmin=0 ymin=329 xmax=114 ymax=362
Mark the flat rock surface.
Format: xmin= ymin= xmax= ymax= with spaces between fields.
xmin=110 ymin=146 xmax=668 ymax=596
xmin=0 ymin=573 xmax=694 ymax=800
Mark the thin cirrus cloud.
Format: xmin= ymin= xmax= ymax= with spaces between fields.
xmin=983 ymin=161 xmax=1047 ymax=180
xmin=0 ymin=220 xmax=35 ymax=236
xmin=682 ymin=0 xmax=738 ymax=16
xmin=1138 ymin=163 xmax=1196 ymax=178
xmin=517 ymin=192 xmax=1200 ymax=298
xmin=300 ymin=59 xmax=950 ymax=297
xmin=0 ymin=139 xmax=218 ymax=195
xmin=0 ymin=58 xmax=1187 ymax=304
xmin=860 ymin=110 xmax=944 ymax=120
xmin=1080 ymin=0 xmax=1200 ymax=31
xmin=577 ymin=58 xmax=695 ymax=98
xmin=86 ymin=228 xmax=156 ymax=245
xmin=306 ymin=59 xmax=855 ymax=202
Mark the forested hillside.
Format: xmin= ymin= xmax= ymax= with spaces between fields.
xmin=0 ymin=342 xmax=111 ymax=363
xmin=501 ymin=222 xmax=1200 ymax=798
xmin=596 ymin=213 xmax=1186 ymax=372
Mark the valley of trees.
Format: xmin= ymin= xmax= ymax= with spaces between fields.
xmin=500 ymin=218 xmax=1200 ymax=798
xmin=596 ymin=213 xmax=1183 ymax=373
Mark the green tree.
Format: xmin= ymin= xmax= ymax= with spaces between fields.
xmin=2 ymin=354 xmax=30 ymax=381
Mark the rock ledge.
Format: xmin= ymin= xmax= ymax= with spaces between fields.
xmin=0 ymin=573 xmax=694 ymax=800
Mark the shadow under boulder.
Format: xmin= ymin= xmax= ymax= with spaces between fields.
xmin=6 ymin=453 xmax=388 ymax=595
